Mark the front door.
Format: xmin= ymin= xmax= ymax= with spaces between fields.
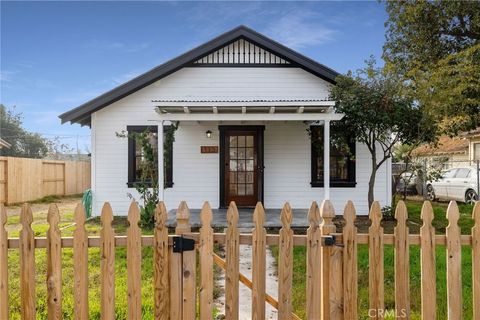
xmin=220 ymin=126 xmax=264 ymax=207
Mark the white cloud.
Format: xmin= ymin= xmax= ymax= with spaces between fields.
xmin=264 ymin=11 xmax=336 ymax=49
xmin=0 ymin=70 xmax=17 ymax=82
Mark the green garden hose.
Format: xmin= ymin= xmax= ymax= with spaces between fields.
xmin=82 ymin=189 xmax=92 ymax=218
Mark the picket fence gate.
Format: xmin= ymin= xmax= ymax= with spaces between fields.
xmin=0 ymin=199 xmax=479 ymax=320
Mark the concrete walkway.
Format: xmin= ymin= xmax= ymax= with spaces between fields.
xmin=214 ymin=244 xmax=279 ymax=319
xmin=167 ymin=208 xmax=309 ymax=228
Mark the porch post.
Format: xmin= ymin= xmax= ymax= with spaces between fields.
xmin=324 ymin=120 xmax=330 ymax=200
xmin=158 ymin=122 xmax=164 ymax=201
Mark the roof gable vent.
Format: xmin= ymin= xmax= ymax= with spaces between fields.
xmin=192 ymin=38 xmax=290 ymax=65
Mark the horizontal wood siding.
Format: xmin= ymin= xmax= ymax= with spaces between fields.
xmin=91 ymin=67 xmax=389 ymax=215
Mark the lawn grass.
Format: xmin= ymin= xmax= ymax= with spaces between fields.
xmin=270 ymin=198 xmax=477 ymax=319
xmin=6 ymin=209 xmax=162 ymax=319
xmin=5 ymin=205 xmax=224 ymax=319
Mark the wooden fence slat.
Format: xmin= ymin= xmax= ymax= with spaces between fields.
xmin=100 ymin=202 xmax=115 ymax=320
xmin=169 ymin=200 xmax=186 ymax=320
xmin=278 ymin=202 xmax=293 ymax=320
xmin=394 ymin=200 xmax=410 ymax=318
xmin=154 ymin=202 xmax=169 ymax=320
xmin=343 ymin=201 xmax=358 ymax=319
xmin=0 ymin=203 xmax=8 ymax=320
xmin=20 ymin=204 xmax=36 ymax=319
xmin=252 ymin=202 xmax=266 ymax=320
xmin=225 ymin=201 xmax=239 ymax=320
xmin=47 ymin=204 xmax=63 ymax=320
xmin=320 ymin=199 xmax=341 ymax=320
xmin=179 ymin=201 xmax=196 ymax=320
xmin=369 ymin=201 xmax=384 ymax=320
xmin=446 ymin=201 xmax=462 ymax=320
xmin=199 ymin=201 xmax=214 ymax=320
xmin=127 ymin=201 xmax=142 ymax=319
xmin=420 ymin=201 xmax=436 ymax=319
xmin=306 ymin=201 xmax=321 ymax=319
xmin=73 ymin=203 xmax=89 ymax=320
xmin=473 ymin=202 xmax=480 ymax=320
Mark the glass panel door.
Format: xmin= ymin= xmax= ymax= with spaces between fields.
xmin=225 ymin=131 xmax=258 ymax=206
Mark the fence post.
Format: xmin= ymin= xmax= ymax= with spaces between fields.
xmin=252 ymin=202 xmax=266 ymax=320
xmin=199 ymin=201 xmax=213 ymax=320
xmin=127 ymin=201 xmax=142 ymax=319
xmin=154 ymin=202 xmax=169 ymax=320
xmin=73 ymin=203 xmax=89 ymax=320
xmin=394 ymin=201 xmax=410 ymax=318
xmin=278 ymin=202 xmax=293 ymax=320
xmin=225 ymin=201 xmax=239 ymax=319
xmin=446 ymin=201 xmax=462 ymax=319
xmin=368 ymin=201 xmax=384 ymax=320
xmin=100 ymin=203 xmax=115 ymax=320
xmin=320 ymin=199 xmax=342 ymax=320
xmin=20 ymin=204 xmax=36 ymax=319
xmin=47 ymin=204 xmax=63 ymax=320
xmin=342 ymin=201 xmax=357 ymax=319
xmin=420 ymin=201 xmax=436 ymax=319
xmin=0 ymin=203 xmax=8 ymax=320
xmin=306 ymin=201 xmax=321 ymax=319
xmin=170 ymin=201 xmax=196 ymax=320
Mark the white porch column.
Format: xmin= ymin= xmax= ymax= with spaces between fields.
xmin=158 ymin=122 xmax=164 ymax=201
xmin=324 ymin=120 xmax=330 ymax=200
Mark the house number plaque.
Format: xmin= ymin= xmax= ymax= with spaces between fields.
xmin=201 ymin=146 xmax=218 ymax=154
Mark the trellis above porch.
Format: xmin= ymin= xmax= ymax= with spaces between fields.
xmin=153 ymin=100 xmax=344 ymax=202
xmin=153 ymin=99 xmax=343 ymax=122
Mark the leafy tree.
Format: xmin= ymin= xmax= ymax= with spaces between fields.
xmin=331 ymin=60 xmax=437 ymax=208
xmin=415 ymin=44 xmax=480 ymax=134
xmin=0 ymin=104 xmax=49 ymax=158
xmin=383 ymin=1 xmax=480 ymax=134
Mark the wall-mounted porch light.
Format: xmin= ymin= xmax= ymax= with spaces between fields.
xmin=205 ymin=130 xmax=212 ymax=138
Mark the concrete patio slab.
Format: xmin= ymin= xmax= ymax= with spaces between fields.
xmin=167 ymin=208 xmax=310 ymax=228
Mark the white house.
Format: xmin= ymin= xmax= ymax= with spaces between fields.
xmin=60 ymin=26 xmax=391 ymax=215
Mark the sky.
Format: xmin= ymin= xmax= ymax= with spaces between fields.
xmin=1 ymin=1 xmax=388 ymax=152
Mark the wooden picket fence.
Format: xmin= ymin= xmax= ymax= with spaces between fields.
xmin=0 ymin=156 xmax=91 ymax=204
xmin=0 ymin=199 xmax=479 ymax=319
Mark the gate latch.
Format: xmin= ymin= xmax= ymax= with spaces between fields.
xmin=172 ymin=236 xmax=196 ymax=253
xmin=321 ymin=235 xmax=344 ymax=247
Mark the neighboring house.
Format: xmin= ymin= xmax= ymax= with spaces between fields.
xmin=413 ymin=129 xmax=480 ymax=168
xmin=0 ymin=138 xmax=11 ymax=150
xmin=59 ymin=26 xmax=391 ymax=215
xmin=412 ymin=136 xmax=470 ymax=167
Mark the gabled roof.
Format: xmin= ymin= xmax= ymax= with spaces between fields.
xmin=59 ymin=25 xmax=340 ymax=126
xmin=412 ymin=136 xmax=469 ymax=156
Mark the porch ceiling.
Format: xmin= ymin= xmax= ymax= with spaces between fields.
xmin=153 ymin=99 xmax=343 ymax=121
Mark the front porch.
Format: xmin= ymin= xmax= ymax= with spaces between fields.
xmin=166 ymin=207 xmax=310 ymax=228
xmin=155 ymin=100 xmax=344 ymax=209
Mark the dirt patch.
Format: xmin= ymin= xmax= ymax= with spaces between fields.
xmin=6 ymin=196 xmax=82 ymax=216
xmin=4 ymin=196 xmax=82 ymax=234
